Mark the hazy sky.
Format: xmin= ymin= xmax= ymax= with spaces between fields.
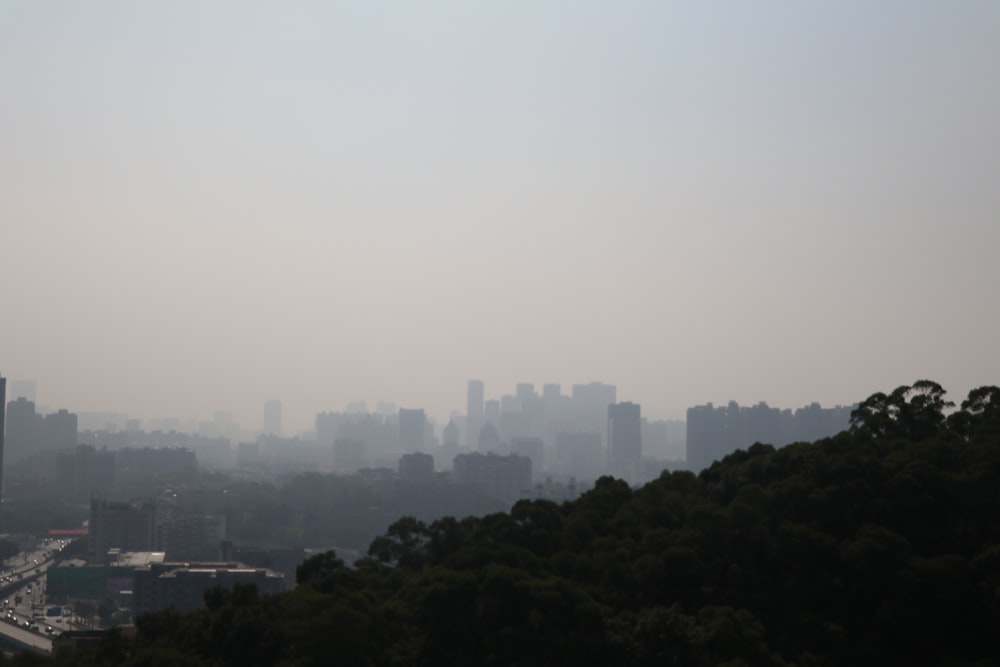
xmin=2 ymin=1 xmax=998 ymax=434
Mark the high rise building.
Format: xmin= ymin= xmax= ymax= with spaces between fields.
xmin=398 ymin=408 xmax=426 ymax=453
xmin=573 ymin=382 xmax=617 ymax=449
xmin=608 ymin=402 xmax=642 ymax=484
xmin=398 ymin=452 xmax=435 ymax=483
xmin=88 ymin=498 xmax=157 ymax=561
xmin=466 ymin=380 xmax=484 ymax=449
xmin=263 ymin=400 xmax=282 ymax=436
xmin=685 ymin=400 xmax=853 ymax=472
xmin=4 ymin=396 xmax=38 ymax=464
xmin=43 ymin=408 xmax=78 ymax=451
xmin=515 ymin=383 xmax=536 ymax=406
xmin=56 ymin=445 xmax=115 ymax=502
xmin=453 ymin=452 xmax=531 ymax=504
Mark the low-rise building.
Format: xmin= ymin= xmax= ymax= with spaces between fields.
xmin=132 ymin=561 xmax=284 ymax=618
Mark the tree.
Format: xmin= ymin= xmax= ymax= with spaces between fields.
xmin=368 ymin=516 xmax=430 ymax=570
xmin=850 ymin=380 xmax=953 ymax=441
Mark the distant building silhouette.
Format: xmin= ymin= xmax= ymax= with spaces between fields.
xmin=572 ymin=382 xmax=617 ymax=450
xmin=43 ymin=408 xmax=78 ymax=451
xmin=477 ymin=421 xmax=501 ymax=454
xmin=686 ymin=400 xmax=853 ymax=472
xmin=398 ymin=408 xmax=426 ymax=453
xmin=263 ymin=400 xmax=282 ymax=436
xmin=453 ymin=452 xmax=531 ymax=504
xmin=56 ymin=445 xmax=115 ymax=502
xmin=398 ymin=451 xmax=435 ymax=483
xmin=466 ymin=380 xmax=484 ymax=449
xmin=133 ymin=561 xmax=283 ymax=618
xmin=510 ymin=437 xmax=544 ymax=481
xmin=608 ymin=402 xmax=642 ymax=484
xmin=442 ymin=420 xmax=459 ymax=448
xmin=89 ymin=498 xmax=157 ymax=561
xmin=4 ymin=396 xmax=37 ymax=464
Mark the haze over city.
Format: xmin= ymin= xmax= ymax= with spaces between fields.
xmin=2 ymin=2 xmax=998 ymax=434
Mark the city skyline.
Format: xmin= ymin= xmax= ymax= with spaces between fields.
xmin=2 ymin=2 xmax=998 ymax=435
xmin=2 ymin=373 xmax=871 ymax=438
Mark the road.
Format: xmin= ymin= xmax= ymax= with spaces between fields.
xmin=0 ymin=537 xmax=81 ymax=656
xmin=0 ymin=613 xmax=52 ymax=655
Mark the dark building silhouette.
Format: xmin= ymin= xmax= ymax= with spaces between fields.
xmin=88 ymin=498 xmax=157 ymax=561
xmin=686 ymin=400 xmax=853 ymax=472
xmin=43 ymin=408 xmax=78 ymax=451
xmin=453 ymin=452 xmax=531 ymax=504
xmin=4 ymin=397 xmax=38 ymax=464
xmin=225 ymin=545 xmax=307 ymax=591
xmin=398 ymin=451 xmax=435 ymax=483
xmin=56 ymin=445 xmax=115 ymax=501
xmin=154 ymin=503 xmax=226 ymax=561
xmin=133 ymin=561 xmax=283 ymax=617
xmin=608 ymin=402 xmax=642 ymax=484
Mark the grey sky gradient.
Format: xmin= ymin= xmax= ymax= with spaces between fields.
xmin=2 ymin=1 xmax=998 ymax=434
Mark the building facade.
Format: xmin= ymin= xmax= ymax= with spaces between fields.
xmin=608 ymin=402 xmax=642 ymax=484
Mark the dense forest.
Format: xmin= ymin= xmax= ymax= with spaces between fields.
xmin=6 ymin=380 xmax=999 ymax=666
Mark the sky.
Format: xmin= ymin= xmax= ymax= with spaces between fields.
xmin=2 ymin=1 xmax=998 ymax=435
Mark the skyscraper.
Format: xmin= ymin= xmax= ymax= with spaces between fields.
xmin=263 ymin=400 xmax=282 ymax=436
xmin=466 ymin=380 xmax=484 ymax=449
xmin=4 ymin=396 xmax=37 ymax=464
xmin=43 ymin=408 xmax=78 ymax=451
xmin=573 ymin=382 xmax=617 ymax=449
xmin=608 ymin=401 xmax=642 ymax=484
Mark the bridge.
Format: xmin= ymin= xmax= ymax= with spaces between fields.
xmin=0 ymin=618 xmax=52 ymax=655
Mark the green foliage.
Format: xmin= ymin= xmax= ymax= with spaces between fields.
xmin=19 ymin=381 xmax=1000 ymax=666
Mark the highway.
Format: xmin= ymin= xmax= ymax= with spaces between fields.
xmin=0 ymin=615 xmax=52 ymax=655
xmin=0 ymin=539 xmax=70 ymax=656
